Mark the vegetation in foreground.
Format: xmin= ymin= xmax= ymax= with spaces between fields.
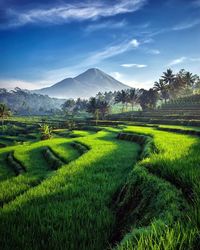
xmin=0 ymin=119 xmax=199 ymax=249
xmin=0 ymin=127 xmax=140 ymax=249
xmin=115 ymin=125 xmax=200 ymax=249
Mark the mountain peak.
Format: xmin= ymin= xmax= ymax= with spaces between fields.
xmin=34 ymin=68 xmax=130 ymax=99
xmin=77 ymin=68 xmax=104 ymax=77
xmin=85 ymin=68 xmax=103 ymax=73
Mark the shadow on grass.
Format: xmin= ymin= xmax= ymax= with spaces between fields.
xmin=0 ymin=131 xmax=141 ymax=250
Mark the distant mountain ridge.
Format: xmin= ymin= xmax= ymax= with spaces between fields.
xmin=34 ymin=68 xmax=130 ymax=99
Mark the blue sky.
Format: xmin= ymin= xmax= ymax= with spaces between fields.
xmin=0 ymin=0 xmax=200 ymax=90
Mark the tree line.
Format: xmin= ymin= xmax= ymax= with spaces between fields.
xmin=1 ymin=69 xmax=200 ymax=123
xmin=61 ymin=69 xmax=200 ymax=120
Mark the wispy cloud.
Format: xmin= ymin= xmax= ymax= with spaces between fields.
xmin=173 ymin=19 xmax=200 ymax=31
xmin=121 ymin=63 xmax=147 ymax=68
xmin=3 ymin=0 xmax=147 ymax=28
xmin=38 ymin=38 xmax=143 ymax=85
xmin=148 ymin=49 xmax=160 ymax=55
xmin=85 ymin=38 xmax=141 ymax=65
xmin=85 ymin=20 xmax=127 ymax=33
xmin=193 ymin=0 xmax=200 ymax=7
xmin=168 ymin=56 xmax=200 ymax=66
xmin=168 ymin=57 xmax=187 ymax=66
xmin=143 ymin=48 xmax=160 ymax=55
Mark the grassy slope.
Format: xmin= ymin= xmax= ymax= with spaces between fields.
xmin=0 ymin=152 xmax=15 ymax=181
xmin=0 ymin=138 xmax=80 ymax=206
xmin=114 ymin=126 xmax=200 ymax=249
xmin=0 ymin=124 xmax=199 ymax=250
xmin=0 ymin=130 xmax=140 ymax=250
xmin=158 ymin=124 xmax=200 ymax=131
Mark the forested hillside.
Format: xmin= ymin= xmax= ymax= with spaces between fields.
xmin=0 ymin=88 xmax=65 ymax=115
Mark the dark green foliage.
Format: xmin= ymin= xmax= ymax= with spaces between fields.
xmin=87 ymin=97 xmax=110 ymax=121
xmin=138 ymin=89 xmax=159 ymax=110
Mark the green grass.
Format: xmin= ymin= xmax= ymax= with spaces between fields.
xmin=0 ymin=138 xmax=81 ymax=206
xmin=114 ymin=125 xmax=200 ymax=249
xmin=0 ymin=152 xmax=15 ymax=181
xmin=158 ymin=124 xmax=200 ymax=131
xmin=0 ymin=129 xmax=140 ymax=250
xmin=0 ymin=122 xmax=200 ymax=250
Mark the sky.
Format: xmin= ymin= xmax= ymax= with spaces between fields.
xmin=0 ymin=0 xmax=200 ymax=90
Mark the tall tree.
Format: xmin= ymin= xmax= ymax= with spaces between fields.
xmin=138 ymin=89 xmax=158 ymax=110
xmin=128 ymin=88 xmax=139 ymax=111
xmin=115 ymin=90 xmax=129 ymax=112
xmin=98 ymin=101 xmax=110 ymax=119
xmin=62 ymin=99 xmax=76 ymax=116
xmin=184 ymin=71 xmax=196 ymax=88
xmin=87 ymin=97 xmax=99 ymax=124
xmin=153 ymin=79 xmax=169 ymax=103
xmin=87 ymin=98 xmax=110 ymax=122
xmin=162 ymin=69 xmax=175 ymax=85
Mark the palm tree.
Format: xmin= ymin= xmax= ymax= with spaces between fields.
xmin=87 ymin=97 xmax=99 ymax=125
xmin=115 ymin=90 xmax=128 ymax=112
xmin=0 ymin=103 xmax=11 ymax=128
xmin=98 ymin=101 xmax=110 ymax=119
xmin=153 ymin=79 xmax=169 ymax=103
xmin=185 ymin=72 xmax=196 ymax=88
xmin=162 ymin=69 xmax=175 ymax=85
xmin=128 ymin=88 xmax=139 ymax=111
xmin=138 ymin=89 xmax=158 ymax=110
xmin=62 ymin=99 xmax=76 ymax=116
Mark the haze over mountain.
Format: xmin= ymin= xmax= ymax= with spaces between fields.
xmin=34 ymin=68 xmax=130 ymax=99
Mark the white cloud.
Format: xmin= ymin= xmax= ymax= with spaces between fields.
xmin=121 ymin=63 xmax=147 ymax=68
xmin=173 ymin=19 xmax=200 ymax=31
xmin=110 ymin=72 xmax=124 ymax=81
xmin=5 ymin=0 xmax=147 ymax=28
xmin=84 ymin=38 xmax=141 ymax=65
xmin=130 ymin=39 xmax=140 ymax=48
xmin=168 ymin=57 xmax=187 ymax=66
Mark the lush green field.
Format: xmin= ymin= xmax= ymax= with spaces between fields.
xmin=0 ymin=127 xmax=140 ymax=249
xmin=0 ymin=121 xmax=199 ymax=249
xmin=116 ymin=125 xmax=200 ymax=249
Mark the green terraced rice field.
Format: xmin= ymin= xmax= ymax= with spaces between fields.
xmin=0 ymin=124 xmax=200 ymax=250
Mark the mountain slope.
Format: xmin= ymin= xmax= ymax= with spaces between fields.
xmin=34 ymin=68 xmax=130 ymax=99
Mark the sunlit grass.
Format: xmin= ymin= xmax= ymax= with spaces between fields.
xmin=0 ymin=123 xmax=199 ymax=249
xmin=114 ymin=125 xmax=200 ymax=249
xmin=0 ymin=129 xmax=140 ymax=250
